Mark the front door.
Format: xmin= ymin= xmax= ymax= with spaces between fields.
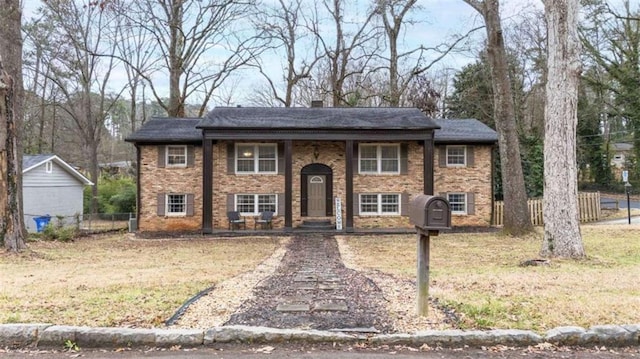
xmin=308 ymin=175 xmax=326 ymax=216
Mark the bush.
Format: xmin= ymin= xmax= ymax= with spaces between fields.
xmin=41 ymin=217 xmax=78 ymax=242
xmin=84 ymin=177 xmax=136 ymax=214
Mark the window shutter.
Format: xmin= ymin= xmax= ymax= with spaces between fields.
xmin=466 ymin=146 xmax=475 ymax=167
xmin=226 ymin=193 xmax=235 ymax=212
xmin=467 ymin=192 xmax=475 ymax=215
xmin=187 ymin=146 xmax=195 ymax=167
xmin=278 ymin=143 xmax=285 ymax=174
xmin=352 ymin=143 xmax=359 ymax=174
xmin=400 ymin=143 xmax=408 ymax=175
xmin=400 ymin=192 xmax=410 ymax=216
xmin=277 ymin=193 xmax=285 ymax=216
xmin=438 ymin=146 xmax=447 ymax=167
xmin=227 ymin=143 xmax=235 ymax=174
xmin=157 ymin=193 xmax=165 ymax=216
xmin=353 ymin=193 xmax=360 ymax=215
xmin=157 ymin=146 xmax=166 ymax=168
xmin=301 ymin=176 xmax=308 ymax=216
xmin=186 ymin=194 xmax=195 ymax=216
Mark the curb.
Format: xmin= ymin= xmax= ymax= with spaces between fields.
xmin=0 ymin=323 xmax=638 ymax=349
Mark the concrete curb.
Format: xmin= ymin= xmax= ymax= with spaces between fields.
xmin=0 ymin=323 xmax=638 ymax=350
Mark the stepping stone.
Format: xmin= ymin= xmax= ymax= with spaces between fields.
xmin=313 ymin=301 xmax=348 ymax=312
xmin=279 ymin=295 xmax=312 ymax=302
xmin=318 ymin=283 xmax=342 ymax=290
xmin=293 ymin=274 xmax=318 ymax=282
xmin=276 ymin=303 xmax=310 ymax=312
xmin=319 ymin=276 xmax=342 ymax=282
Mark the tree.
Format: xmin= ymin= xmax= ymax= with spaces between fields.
xmin=463 ymin=0 xmax=533 ymax=235
xmin=0 ymin=0 xmax=26 ymax=252
xmin=541 ymin=0 xmax=585 ymax=258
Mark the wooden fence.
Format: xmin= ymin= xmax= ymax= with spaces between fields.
xmin=493 ymin=192 xmax=601 ymax=226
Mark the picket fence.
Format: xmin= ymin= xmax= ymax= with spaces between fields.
xmin=493 ymin=192 xmax=601 ymax=226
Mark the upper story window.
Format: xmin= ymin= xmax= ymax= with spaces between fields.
xmin=359 ymin=144 xmax=400 ymax=174
xmin=45 ymin=161 xmax=53 ymax=173
xmin=359 ymin=193 xmax=400 ymax=215
xmin=166 ymin=145 xmax=187 ymax=167
xmin=236 ymin=144 xmax=277 ymax=174
xmin=446 ymin=146 xmax=466 ymax=166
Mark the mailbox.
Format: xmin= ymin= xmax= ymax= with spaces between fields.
xmin=409 ymin=194 xmax=451 ymax=230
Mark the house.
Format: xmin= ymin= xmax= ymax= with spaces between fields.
xmin=125 ymin=107 xmax=497 ymax=232
xmin=23 ymin=154 xmax=93 ymax=232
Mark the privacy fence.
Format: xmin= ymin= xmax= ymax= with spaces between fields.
xmin=493 ymin=192 xmax=601 ymax=226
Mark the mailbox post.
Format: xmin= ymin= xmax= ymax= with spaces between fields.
xmin=409 ymin=194 xmax=451 ymax=316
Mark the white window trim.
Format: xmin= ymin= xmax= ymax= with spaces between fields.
xmin=235 ymin=194 xmax=278 ymax=216
xmin=235 ymin=143 xmax=278 ymax=174
xmin=166 ymin=193 xmax=187 ymax=216
xmin=358 ymin=143 xmax=401 ymax=175
xmin=45 ymin=161 xmax=53 ymax=173
xmin=166 ymin=145 xmax=188 ymax=168
xmin=447 ymin=192 xmax=467 ymax=215
xmin=446 ymin=145 xmax=467 ymax=167
xmin=359 ymin=193 xmax=401 ymax=216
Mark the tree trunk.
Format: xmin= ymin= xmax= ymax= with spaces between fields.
xmin=541 ymin=0 xmax=584 ymax=258
xmin=168 ymin=0 xmax=185 ymax=117
xmin=467 ymin=0 xmax=533 ymax=235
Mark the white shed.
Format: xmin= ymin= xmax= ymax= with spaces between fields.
xmin=23 ymin=154 xmax=93 ymax=233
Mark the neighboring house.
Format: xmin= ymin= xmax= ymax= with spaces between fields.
xmin=125 ymin=106 xmax=497 ymax=233
xmin=611 ymin=142 xmax=633 ymax=168
xmin=99 ymin=160 xmax=133 ymax=177
xmin=23 ymin=154 xmax=93 ymax=232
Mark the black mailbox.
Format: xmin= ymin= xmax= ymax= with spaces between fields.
xmin=409 ymin=194 xmax=451 ymax=230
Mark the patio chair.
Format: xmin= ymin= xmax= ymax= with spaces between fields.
xmin=254 ymin=211 xmax=274 ymax=230
xmin=227 ymin=211 xmax=246 ymax=230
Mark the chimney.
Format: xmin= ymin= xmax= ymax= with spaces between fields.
xmin=311 ymin=100 xmax=324 ymax=108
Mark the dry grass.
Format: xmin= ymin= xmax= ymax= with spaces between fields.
xmin=342 ymin=225 xmax=640 ymax=333
xmin=0 ymin=234 xmax=279 ymax=328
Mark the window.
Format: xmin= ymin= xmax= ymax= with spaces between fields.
xmin=236 ymin=144 xmax=277 ymax=174
xmin=359 ymin=193 xmax=400 ymax=215
xmin=45 ymin=161 xmax=53 ymax=173
xmin=447 ymin=193 xmax=467 ymax=214
xmin=166 ymin=194 xmax=186 ymax=215
xmin=166 ymin=145 xmax=187 ymax=167
xmin=359 ymin=144 xmax=400 ymax=174
xmin=235 ymin=194 xmax=277 ymax=215
xmin=446 ymin=146 xmax=466 ymax=166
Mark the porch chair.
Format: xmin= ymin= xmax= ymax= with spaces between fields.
xmin=227 ymin=211 xmax=246 ymax=230
xmin=254 ymin=211 xmax=274 ymax=230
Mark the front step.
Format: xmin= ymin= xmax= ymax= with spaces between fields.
xmin=297 ymin=219 xmax=335 ymax=230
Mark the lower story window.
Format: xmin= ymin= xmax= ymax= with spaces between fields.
xmin=360 ymin=193 xmax=400 ymax=215
xmin=447 ymin=193 xmax=467 ymax=214
xmin=167 ymin=194 xmax=186 ymax=215
xmin=236 ymin=194 xmax=277 ymax=215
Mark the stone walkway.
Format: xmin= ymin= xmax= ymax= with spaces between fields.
xmin=225 ymin=234 xmax=393 ymax=332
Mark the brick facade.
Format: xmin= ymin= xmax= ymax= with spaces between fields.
xmin=138 ymin=141 xmax=494 ymax=231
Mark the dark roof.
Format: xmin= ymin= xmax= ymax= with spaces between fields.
xmin=23 ymin=154 xmax=54 ymax=169
xmin=434 ymin=119 xmax=498 ymax=144
xmin=124 ymin=117 xmax=202 ymax=143
xmin=198 ymin=107 xmax=439 ymax=130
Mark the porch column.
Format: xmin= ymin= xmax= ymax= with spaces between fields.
xmin=202 ymin=138 xmax=213 ymax=233
xmin=284 ymin=140 xmax=293 ymax=229
xmin=423 ymin=137 xmax=434 ymax=195
xmin=345 ymin=140 xmax=354 ymax=232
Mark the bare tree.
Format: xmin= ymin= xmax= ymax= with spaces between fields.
xmin=0 ymin=0 xmax=26 ymax=251
xmin=463 ymin=0 xmax=533 ymax=235
xmin=541 ymin=0 xmax=585 ymax=258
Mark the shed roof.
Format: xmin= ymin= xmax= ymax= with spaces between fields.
xmin=433 ymin=119 xmax=498 ymax=144
xmin=23 ymin=154 xmax=93 ymax=185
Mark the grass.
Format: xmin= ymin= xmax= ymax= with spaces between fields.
xmin=0 ymin=235 xmax=279 ymax=328
xmin=343 ymin=224 xmax=640 ymax=332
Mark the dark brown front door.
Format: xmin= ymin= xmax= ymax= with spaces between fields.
xmin=308 ymin=175 xmax=326 ymax=216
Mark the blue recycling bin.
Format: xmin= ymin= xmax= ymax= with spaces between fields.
xmin=34 ymin=215 xmax=52 ymax=232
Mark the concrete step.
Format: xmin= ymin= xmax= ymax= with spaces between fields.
xmin=298 ymin=220 xmax=335 ymax=230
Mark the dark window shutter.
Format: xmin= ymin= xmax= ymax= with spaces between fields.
xmin=353 ymin=142 xmax=359 ymax=174
xmin=278 ymin=143 xmax=285 ymax=174
xmin=466 ymin=145 xmax=475 ymax=167
xmin=354 ymin=193 xmax=360 ymax=215
xmin=157 ymin=193 xmax=165 ymax=216
xmin=467 ymin=192 xmax=475 ymax=215
xmin=301 ymin=175 xmax=308 ymax=216
xmin=187 ymin=146 xmax=195 ymax=167
xmin=227 ymin=143 xmax=235 ymax=174
xmin=400 ymin=143 xmax=408 ymax=175
xmin=226 ymin=193 xmax=235 ymax=212
xmin=186 ymin=194 xmax=195 ymax=216
xmin=400 ymin=192 xmax=410 ymax=216
xmin=277 ymin=193 xmax=285 ymax=216
xmin=438 ymin=146 xmax=447 ymax=167
xmin=157 ymin=146 xmax=166 ymax=168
